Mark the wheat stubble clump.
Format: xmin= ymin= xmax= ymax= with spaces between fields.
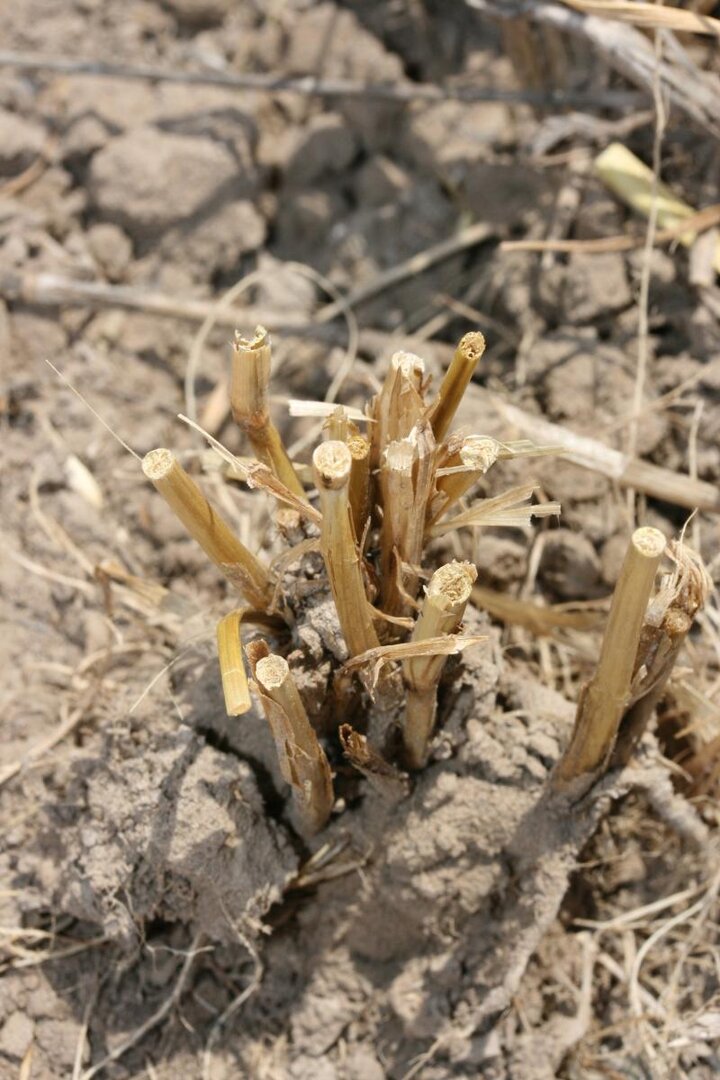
xmin=20 ymin=328 xmax=712 ymax=1078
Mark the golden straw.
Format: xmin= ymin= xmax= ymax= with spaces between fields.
xmin=216 ymin=609 xmax=252 ymax=716
xmin=252 ymin=650 xmax=334 ymax=834
xmin=231 ymin=325 xmax=305 ymax=496
xmin=403 ymin=561 xmax=477 ymax=768
xmin=428 ymin=331 xmax=485 ymax=442
xmin=142 ymin=448 xmax=273 ymax=609
xmin=553 ymin=526 xmax=666 ymax=792
xmin=313 ymin=441 xmax=380 ymax=658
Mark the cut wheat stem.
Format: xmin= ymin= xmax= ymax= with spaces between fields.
xmin=313 ymin=441 xmax=381 ymax=658
xmin=553 ymin=526 xmax=666 ymax=793
xmin=231 ymin=326 xmax=305 ymax=497
xmin=371 ymin=351 xmax=426 ymax=470
xmin=379 ymin=424 xmax=435 ymax=615
xmin=216 ymin=609 xmax=252 ymax=716
xmin=403 ymin=561 xmax=478 ymax=768
xmin=250 ymin=647 xmax=334 ymax=834
xmin=347 ymin=433 xmax=371 ymax=544
xmin=325 ymin=405 xmax=349 ymax=442
xmin=428 ymin=331 xmax=485 ymax=442
xmin=141 ymin=448 xmax=273 ymax=609
xmin=610 ymin=541 xmax=712 ymax=768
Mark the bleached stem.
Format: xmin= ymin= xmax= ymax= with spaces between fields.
xmin=142 ymin=448 xmax=272 ymax=609
xmin=553 ymin=527 xmax=666 ymax=792
xmin=313 ymin=441 xmax=380 ymax=658
xmin=252 ymin=650 xmax=334 ymax=834
xmin=403 ymin=561 xmax=477 ymax=768
xmin=231 ymin=325 xmax=305 ymax=497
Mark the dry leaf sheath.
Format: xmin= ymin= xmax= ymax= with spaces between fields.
xmin=313 ymin=440 xmax=380 ymax=657
xmin=610 ymin=541 xmax=712 ymax=767
xmin=141 ymin=448 xmax=273 ymax=609
xmin=553 ymin=526 xmax=666 ymax=794
xmin=249 ymin=646 xmax=334 ymax=834
xmin=370 ymin=350 xmax=426 ymax=471
xmin=379 ymin=422 xmax=436 ymax=614
xmin=403 ymin=561 xmax=478 ymax=768
xmin=231 ymin=325 xmax=305 ymax=497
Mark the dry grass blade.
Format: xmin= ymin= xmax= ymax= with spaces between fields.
xmin=431 ymin=436 xmax=500 ymax=522
xmin=471 ymin=585 xmax=604 ymax=635
xmin=289 ymin=399 xmax=369 ymax=423
xmin=402 ymin=561 xmax=478 ymax=768
xmin=141 ymin=448 xmax=273 ymax=609
xmin=428 ymin=331 xmax=485 ymax=442
xmin=501 ymin=202 xmax=720 ymax=256
xmin=313 ymin=441 xmax=380 ymax=658
xmin=553 ymin=527 xmax=666 ymax=795
xmin=0 ymin=50 xmax=646 ymax=108
xmin=562 ymin=0 xmax=720 ymax=38
xmin=95 ymin=558 xmax=169 ymax=608
xmin=428 ymin=482 xmax=560 ymax=537
xmin=248 ymin=644 xmax=334 ymax=834
xmin=339 ymin=632 xmax=485 ymax=689
xmin=491 ymin=396 xmax=720 ymax=513
xmin=431 ymin=436 xmax=561 ymax=522
xmin=178 ymin=414 xmax=321 ymax=523
xmin=231 ymin=325 xmax=305 ymax=496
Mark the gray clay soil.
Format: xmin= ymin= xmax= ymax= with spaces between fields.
xmin=2 ymin=3 xmax=720 ymax=1079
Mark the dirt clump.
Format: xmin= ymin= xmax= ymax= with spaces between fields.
xmin=0 ymin=107 xmax=46 ymax=175
xmin=89 ymin=127 xmax=253 ymax=239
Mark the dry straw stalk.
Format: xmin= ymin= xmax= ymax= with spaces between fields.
xmin=610 ymin=542 xmax=712 ymax=767
xmin=370 ymin=350 xmax=426 ymax=472
xmin=313 ymin=440 xmax=380 ymax=658
xmin=231 ymin=325 xmax=305 ymax=497
xmin=141 ymin=448 xmax=273 ymax=609
xmin=403 ymin=561 xmax=477 ymax=768
xmin=250 ymin=646 xmax=334 ymax=834
xmin=428 ymin=331 xmax=485 ymax=442
xmin=379 ymin=423 xmax=436 ymax=615
xmin=325 ymin=405 xmax=349 ymax=443
xmin=347 ymin=433 xmax=371 ymax=543
xmin=553 ymin=526 xmax=666 ymax=793
xmin=216 ymin=609 xmax=252 ymax=716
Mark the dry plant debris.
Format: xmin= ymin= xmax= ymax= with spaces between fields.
xmin=140 ymin=325 xmax=707 ymax=825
